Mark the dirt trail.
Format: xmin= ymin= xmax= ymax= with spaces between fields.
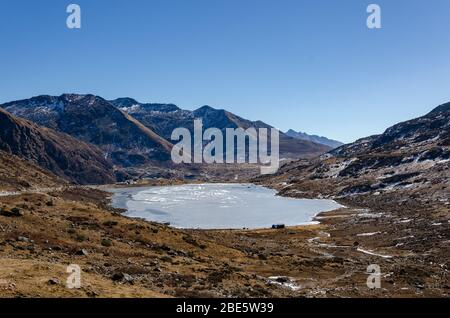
xmin=0 ymin=186 xmax=75 ymax=197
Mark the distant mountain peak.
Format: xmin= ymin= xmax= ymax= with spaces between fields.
xmin=110 ymin=97 xmax=139 ymax=106
xmin=194 ymin=105 xmax=220 ymax=113
xmin=285 ymin=130 xmax=344 ymax=149
xmin=198 ymin=105 xmax=216 ymax=110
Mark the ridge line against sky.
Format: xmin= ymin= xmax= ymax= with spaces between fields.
xmin=1 ymin=0 xmax=450 ymax=143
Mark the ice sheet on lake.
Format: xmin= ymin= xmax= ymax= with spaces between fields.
xmin=109 ymin=183 xmax=343 ymax=230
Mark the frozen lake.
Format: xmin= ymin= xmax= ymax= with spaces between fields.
xmin=108 ymin=183 xmax=343 ymax=229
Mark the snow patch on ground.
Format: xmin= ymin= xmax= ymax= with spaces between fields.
xmin=356 ymin=231 xmax=382 ymax=237
xmin=325 ymin=158 xmax=357 ymax=178
xmin=267 ymin=277 xmax=301 ymax=291
xmin=357 ymin=247 xmax=393 ymax=259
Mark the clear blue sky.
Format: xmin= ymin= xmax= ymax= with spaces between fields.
xmin=1 ymin=0 xmax=450 ymax=143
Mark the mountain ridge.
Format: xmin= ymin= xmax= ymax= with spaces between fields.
xmin=1 ymin=94 xmax=335 ymax=178
xmin=1 ymin=94 xmax=173 ymax=167
xmin=109 ymin=97 xmax=331 ymax=159
xmin=285 ymin=129 xmax=344 ymax=149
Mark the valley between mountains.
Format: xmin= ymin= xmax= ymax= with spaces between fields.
xmin=0 ymin=95 xmax=448 ymax=297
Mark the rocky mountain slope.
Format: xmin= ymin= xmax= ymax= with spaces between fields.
xmin=0 ymin=150 xmax=65 ymax=191
xmin=257 ymin=102 xmax=450 ymax=202
xmin=1 ymin=95 xmax=173 ymax=167
xmin=252 ymin=102 xmax=450 ymax=298
xmin=0 ymin=108 xmax=114 ymax=185
xmin=285 ymin=129 xmax=343 ymax=149
xmin=110 ymin=98 xmax=331 ymax=159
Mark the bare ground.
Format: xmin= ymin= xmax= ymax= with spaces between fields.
xmin=0 ymin=185 xmax=448 ymax=298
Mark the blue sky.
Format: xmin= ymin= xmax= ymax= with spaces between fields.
xmin=1 ymin=0 xmax=450 ymax=143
